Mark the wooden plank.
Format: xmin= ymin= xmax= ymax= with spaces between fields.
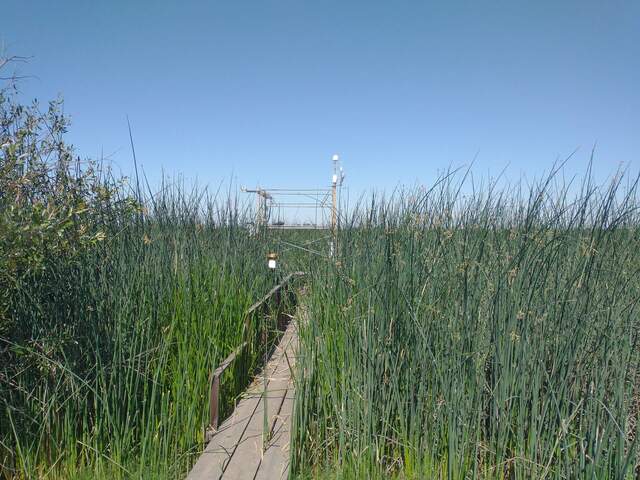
xmin=187 ymin=320 xmax=298 ymax=480
xmin=221 ymin=326 xmax=297 ymax=478
xmin=187 ymin=395 xmax=261 ymax=479
xmin=253 ymin=328 xmax=298 ymax=480
xmin=253 ymin=383 xmax=295 ymax=480
xmin=187 ymin=340 xmax=287 ymax=479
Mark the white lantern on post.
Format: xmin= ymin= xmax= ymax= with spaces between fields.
xmin=267 ymin=252 xmax=277 ymax=270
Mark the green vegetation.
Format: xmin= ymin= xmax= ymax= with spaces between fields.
xmin=0 ymin=73 xmax=285 ymax=478
xmin=293 ymin=171 xmax=640 ymax=479
xmin=3 ymin=58 xmax=640 ymax=480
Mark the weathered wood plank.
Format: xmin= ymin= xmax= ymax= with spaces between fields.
xmin=187 ymin=341 xmax=288 ymax=478
xmin=187 ymin=398 xmax=260 ymax=478
xmin=253 ymin=329 xmax=298 ymax=480
xmin=253 ymin=383 xmax=295 ymax=480
xmin=219 ymin=375 xmax=288 ymax=477
xmin=187 ymin=319 xmax=298 ymax=480
xmin=221 ymin=326 xmax=297 ymax=478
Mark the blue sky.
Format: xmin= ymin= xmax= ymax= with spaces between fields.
xmin=3 ymin=1 xmax=639 ymax=201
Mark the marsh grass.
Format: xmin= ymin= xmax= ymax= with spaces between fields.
xmin=0 ymin=180 xmax=287 ymax=478
xmin=293 ymin=167 xmax=640 ymax=479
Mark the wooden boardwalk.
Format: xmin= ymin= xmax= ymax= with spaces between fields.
xmin=187 ymin=318 xmax=298 ymax=480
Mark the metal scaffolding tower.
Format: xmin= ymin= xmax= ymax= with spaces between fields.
xmin=242 ymin=154 xmax=345 ymax=258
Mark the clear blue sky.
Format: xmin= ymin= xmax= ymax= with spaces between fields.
xmin=3 ymin=1 xmax=639 ymax=199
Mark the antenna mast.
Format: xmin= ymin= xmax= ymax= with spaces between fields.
xmin=331 ymin=154 xmax=339 ymax=257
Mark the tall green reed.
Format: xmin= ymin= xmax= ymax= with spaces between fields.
xmin=1 ymin=182 xmax=280 ymax=479
xmin=293 ymin=167 xmax=640 ymax=479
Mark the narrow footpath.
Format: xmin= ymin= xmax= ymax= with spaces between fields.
xmin=187 ymin=316 xmax=298 ymax=480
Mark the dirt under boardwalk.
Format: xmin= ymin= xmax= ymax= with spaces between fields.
xmin=187 ymin=319 xmax=298 ymax=480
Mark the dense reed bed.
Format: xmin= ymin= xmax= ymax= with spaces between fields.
xmin=1 ymin=80 xmax=302 ymax=478
xmin=0 ymin=182 xmax=283 ymax=478
xmin=293 ymin=169 xmax=640 ymax=479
